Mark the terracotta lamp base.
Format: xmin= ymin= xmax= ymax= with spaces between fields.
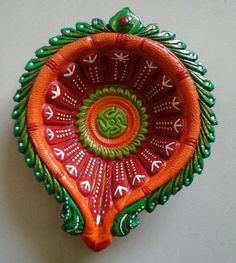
xmin=12 ymin=8 xmax=217 ymax=251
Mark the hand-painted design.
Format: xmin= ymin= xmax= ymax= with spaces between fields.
xmin=112 ymin=161 xmax=130 ymax=199
xmin=80 ymin=51 xmax=104 ymax=85
xmin=46 ymin=81 xmax=80 ymax=110
xmin=83 ymin=54 xmax=98 ymax=64
xmin=77 ymin=157 xmax=98 ymax=196
xmin=153 ymin=116 xmax=184 ymax=138
xmin=65 ymin=164 xmax=78 ymax=178
xmin=148 ymin=136 xmax=179 ymax=159
xmin=136 ymin=147 xmax=164 ymax=175
xmin=51 ymin=84 xmax=61 ymax=99
xmin=105 ymin=49 xmax=135 ymax=83
xmin=151 ymin=95 xmax=183 ymax=116
xmin=130 ymin=57 xmax=159 ymax=92
xmin=12 ymin=7 xmax=217 ymax=251
xmin=63 ymin=63 xmax=76 ymax=77
xmin=45 ymin=126 xmax=76 ymax=145
xmin=76 ymin=86 xmax=148 ymax=159
xmin=124 ymin=155 xmax=148 ymax=187
xmin=143 ymin=73 xmax=174 ymax=103
xmin=96 ymin=106 xmax=128 ymax=138
xmin=112 ymin=198 xmax=147 ymax=236
xmin=89 ymin=160 xmax=107 ymax=224
xmin=52 ymin=139 xmax=83 ymax=162
xmin=42 ymin=104 xmax=75 ymax=125
xmin=113 ymin=157 xmax=206 ymax=237
xmin=59 ymin=63 xmax=92 ymax=99
xmin=64 ymin=150 xmax=88 ymax=179
xmin=112 ymin=52 xmax=129 ymax=62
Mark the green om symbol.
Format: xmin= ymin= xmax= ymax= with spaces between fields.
xmin=96 ymin=106 xmax=128 ymax=138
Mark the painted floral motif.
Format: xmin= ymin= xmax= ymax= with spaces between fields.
xmin=76 ymin=86 xmax=148 ymax=159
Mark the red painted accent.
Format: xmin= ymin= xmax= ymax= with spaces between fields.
xmin=46 ymin=59 xmax=59 ymax=72
xmin=88 ymin=160 xmax=108 ymax=223
xmin=139 ymin=38 xmax=146 ymax=50
xmin=76 ymin=157 xmax=99 ymax=196
xmin=120 ymin=16 xmax=129 ymax=26
xmin=64 ymin=150 xmax=88 ymax=179
xmin=99 ymin=162 xmax=112 ymax=217
xmin=184 ymin=138 xmax=197 ymax=148
xmin=55 ymin=171 xmax=65 ymax=179
xmin=27 ymin=122 xmax=39 ymax=131
xmin=150 ymin=94 xmax=183 ymax=116
xmin=175 ymin=70 xmax=189 ymax=82
xmin=143 ymin=72 xmax=174 ymax=104
xmin=51 ymin=139 xmax=83 ymax=163
xmin=142 ymin=186 xmax=152 ymax=195
xmin=116 ymin=33 xmax=127 ymax=47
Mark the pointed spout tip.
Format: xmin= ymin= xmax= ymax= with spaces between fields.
xmin=81 ymin=226 xmax=113 ymax=252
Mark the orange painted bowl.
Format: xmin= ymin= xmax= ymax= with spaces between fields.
xmin=12 ymin=8 xmax=217 ymax=251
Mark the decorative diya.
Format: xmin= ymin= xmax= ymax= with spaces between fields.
xmin=12 ymin=8 xmax=217 ymax=251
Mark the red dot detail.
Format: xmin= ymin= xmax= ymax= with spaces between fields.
xmin=120 ymin=16 xmax=129 ymax=26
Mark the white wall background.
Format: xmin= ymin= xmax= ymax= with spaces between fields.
xmin=0 ymin=0 xmax=235 ymax=262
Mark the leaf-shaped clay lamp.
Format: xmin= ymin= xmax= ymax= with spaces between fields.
xmin=12 ymin=7 xmax=217 ymax=251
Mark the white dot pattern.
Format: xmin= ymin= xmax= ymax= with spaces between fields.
xmin=62 ymin=92 xmax=77 ymax=107
xmin=154 ymin=100 xmax=173 ymax=113
xmin=63 ymin=142 xmax=82 ymax=157
xmin=140 ymin=149 xmax=156 ymax=165
xmin=72 ymin=75 xmax=87 ymax=93
xmin=155 ymin=121 xmax=174 ymax=131
xmin=55 ymin=128 xmax=72 ymax=138
xmin=151 ymin=139 xmax=166 ymax=149
xmin=55 ymin=112 xmax=73 ymax=121
xmin=145 ymin=83 xmax=165 ymax=101
xmin=71 ymin=150 xmax=86 ymax=166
